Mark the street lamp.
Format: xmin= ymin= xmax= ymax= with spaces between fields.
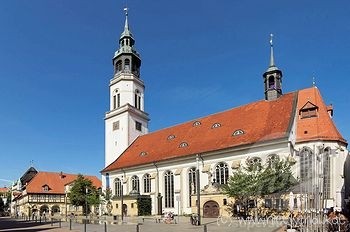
xmin=85 ymin=186 xmax=88 ymax=231
xmin=196 ymin=154 xmax=201 ymax=226
xmin=121 ymin=176 xmax=124 ymax=223
xmin=64 ymin=189 xmax=67 ymax=221
xmin=85 ymin=187 xmax=88 ymax=216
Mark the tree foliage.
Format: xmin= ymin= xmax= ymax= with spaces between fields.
xmin=222 ymin=156 xmax=297 ymax=216
xmin=67 ymin=174 xmax=100 ymax=215
xmin=0 ymin=198 xmax=4 ymax=212
xmin=137 ymin=197 xmax=152 ymax=216
xmin=102 ymin=188 xmax=112 ymax=203
xmin=5 ymin=191 xmax=11 ymax=209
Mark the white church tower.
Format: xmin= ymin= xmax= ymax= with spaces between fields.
xmin=105 ymin=9 xmax=149 ymax=167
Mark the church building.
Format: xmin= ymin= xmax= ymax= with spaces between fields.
xmin=101 ymin=10 xmax=349 ymax=218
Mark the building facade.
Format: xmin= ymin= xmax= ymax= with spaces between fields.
xmin=11 ymin=169 xmax=101 ymax=218
xmin=101 ymin=11 xmax=349 ymax=218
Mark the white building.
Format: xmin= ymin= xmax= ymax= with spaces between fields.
xmin=101 ymin=10 xmax=349 ymax=218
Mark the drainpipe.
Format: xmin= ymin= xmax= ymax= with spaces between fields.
xmin=196 ymin=154 xmax=201 ymax=225
xmin=153 ymin=162 xmax=162 ymax=215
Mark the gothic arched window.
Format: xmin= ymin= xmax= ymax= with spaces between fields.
xmin=188 ymin=167 xmax=196 ymax=206
xmin=164 ymin=171 xmax=174 ymax=208
xmin=215 ymin=162 xmax=229 ymax=185
xmin=300 ymin=147 xmax=313 ymax=182
xmin=114 ymin=178 xmax=122 ymax=197
xmin=143 ymin=174 xmax=151 ymax=193
xmin=131 ymin=175 xmax=140 ymax=193
xmin=323 ymin=147 xmax=331 ymax=199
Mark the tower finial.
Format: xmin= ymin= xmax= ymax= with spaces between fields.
xmin=269 ymin=33 xmax=275 ymax=67
xmin=312 ymin=76 xmax=316 ymax=87
xmin=123 ymin=7 xmax=129 ymax=29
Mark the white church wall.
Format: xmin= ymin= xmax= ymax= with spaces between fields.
xmin=103 ymin=139 xmax=294 ymax=216
xmin=105 ymin=114 xmax=130 ymax=166
xmin=294 ymin=141 xmax=348 ymax=208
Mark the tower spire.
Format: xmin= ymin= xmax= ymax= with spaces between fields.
xmin=124 ymin=7 xmax=129 ymax=31
xmin=266 ymin=33 xmax=279 ymax=72
xmin=120 ymin=7 xmax=133 ymax=40
xmin=263 ymin=33 xmax=283 ymax=100
xmin=269 ymin=34 xmax=275 ymax=67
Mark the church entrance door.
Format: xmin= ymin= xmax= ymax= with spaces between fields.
xmin=203 ymin=200 xmax=219 ymax=218
xmin=122 ymin=204 xmax=127 ymax=216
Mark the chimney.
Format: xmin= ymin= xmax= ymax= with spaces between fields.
xmin=59 ymin=172 xmax=65 ymax=179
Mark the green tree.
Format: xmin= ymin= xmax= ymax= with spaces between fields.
xmin=260 ymin=157 xmax=297 ymax=195
xmin=102 ymin=188 xmax=112 ymax=203
xmin=5 ymin=191 xmax=11 ymax=210
xmin=222 ymin=156 xmax=296 ymax=218
xmin=67 ymin=174 xmax=100 ymax=215
xmin=0 ymin=197 xmax=4 ymax=212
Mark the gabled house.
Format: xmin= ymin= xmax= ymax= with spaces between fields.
xmin=12 ymin=171 xmax=101 ymax=218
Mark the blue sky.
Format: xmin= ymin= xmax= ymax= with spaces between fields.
xmin=0 ymin=0 xmax=349 ymax=186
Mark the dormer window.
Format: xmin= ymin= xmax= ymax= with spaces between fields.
xmin=193 ymin=121 xmax=201 ymax=127
xmin=232 ymin=129 xmax=244 ymax=136
xmin=139 ymin=151 xmax=147 ymax=157
xmin=179 ymin=142 xmax=188 ymax=148
xmin=300 ymin=101 xmax=318 ymax=119
xmin=167 ymin=135 xmax=176 ymax=140
xmin=211 ymin=123 xmax=221 ymax=129
xmin=42 ymin=185 xmax=49 ymax=192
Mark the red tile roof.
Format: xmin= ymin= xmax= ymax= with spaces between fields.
xmin=0 ymin=187 xmax=8 ymax=193
xmin=103 ymin=91 xmax=297 ymax=172
xmin=25 ymin=172 xmax=101 ymax=194
xmin=296 ymin=87 xmax=347 ymax=144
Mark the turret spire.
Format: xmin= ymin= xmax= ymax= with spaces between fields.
xmin=266 ymin=33 xmax=279 ymax=72
xmin=263 ymin=33 xmax=283 ymax=100
xmin=124 ymin=7 xmax=129 ymax=32
xmin=119 ymin=7 xmax=133 ymax=41
xmin=269 ymin=34 xmax=275 ymax=67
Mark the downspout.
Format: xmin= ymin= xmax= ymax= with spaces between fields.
xmin=153 ymin=162 xmax=161 ymax=215
xmin=121 ymin=169 xmax=126 ymax=190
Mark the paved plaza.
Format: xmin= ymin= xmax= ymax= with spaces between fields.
xmin=0 ymin=216 xmax=285 ymax=232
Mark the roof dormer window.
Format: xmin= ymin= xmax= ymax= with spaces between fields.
xmin=139 ymin=151 xmax=148 ymax=157
xmin=167 ymin=135 xmax=175 ymax=140
xmin=211 ymin=123 xmax=221 ymax=129
xmin=179 ymin=142 xmax=188 ymax=148
xmin=232 ymin=129 xmax=244 ymax=136
xmin=193 ymin=121 xmax=201 ymax=127
xmin=300 ymin=101 xmax=318 ymax=119
xmin=42 ymin=185 xmax=49 ymax=192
